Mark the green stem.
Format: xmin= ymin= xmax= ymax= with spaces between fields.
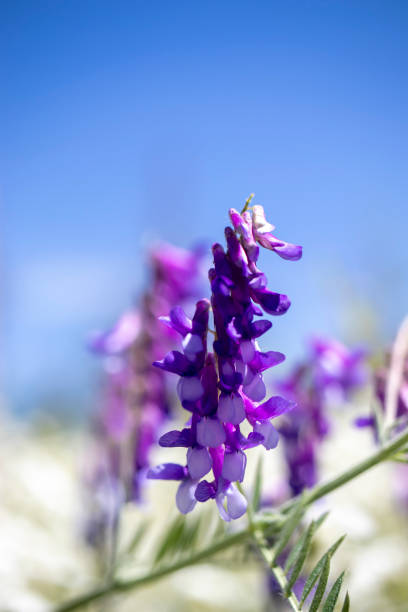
xmin=282 ymin=426 xmax=408 ymax=512
xmin=253 ymin=535 xmax=301 ymax=612
xmin=55 ymin=427 xmax=408 ymax=611
xmin=55 ymin=529 xmax=250 ymax=612
xmin=241 ymin=193 xmax=255 ymax=213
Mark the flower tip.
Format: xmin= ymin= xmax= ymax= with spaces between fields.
xmin=276 ymin=243 xmax=303 ymax=261
xmin=228 ymin=208 xmax=242 ymax=227
xmin=176 ymin=479 xmax=197 ymax=514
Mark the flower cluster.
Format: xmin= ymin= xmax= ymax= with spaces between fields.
xmin=84 ymin=243 xmax=202 ymax=544
xmin=278 ymin=338 xmax=367 ymax=496
xmin=148 ymin=204 xmax=302 ymax=520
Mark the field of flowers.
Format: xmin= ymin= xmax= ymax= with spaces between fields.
xmin=2 ymin=202 xmax=408 ymax=612
xmin=3 ymin=3 xmax=407 ymax=610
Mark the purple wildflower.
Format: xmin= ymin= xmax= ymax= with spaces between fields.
xmin=85 ymin=242 xmax=202 ymax=536
xmin=148 ymin=204 xmax=301 ymax=520
xmin=278 ymin=338 xmax=367 ymax=496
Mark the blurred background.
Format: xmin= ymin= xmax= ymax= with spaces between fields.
xmin=1 ymin=0 xmax=407 ymax=417
xmin=1 ymin=2 xmax=408 ymax=611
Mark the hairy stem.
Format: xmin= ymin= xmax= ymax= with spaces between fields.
xmin=55 ymin=426 xmax=408 ymax=612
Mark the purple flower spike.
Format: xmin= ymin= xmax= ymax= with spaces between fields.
xmin=85 ymin=242 xmax=203 ymax=544
xmin=148 ymin=202 xmax=302 ymax=520
xmin=278 ymin=337 xmax=367 ymax=497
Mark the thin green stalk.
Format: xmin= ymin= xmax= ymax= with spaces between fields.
xmin=55 ymin=426 xmax=408 ymax=612
xmin=280 ymin=426 xmax=408 ymax=513
xmin=241 ymin=193 xmax=255 ymax=213
xmin=253 ymin=535 xmax=301 ymax=612
xmin=55 ymin=529 xmax=250 ymax=612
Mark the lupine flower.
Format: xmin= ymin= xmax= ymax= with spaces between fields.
xmin=148 ymin=204 xmax=302 ymax=520
xmin=85 ymin=243 xmax=202 ymax=545
xmin=278 ymin=338 xmax=367 ymax=496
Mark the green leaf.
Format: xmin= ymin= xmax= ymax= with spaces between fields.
xmin=341 ymin=592 xmax=350 ymax=612
xmin=314 ymin=511 xmax=330 ymax=531
xmin=285 ymin=512 xmax=329 ymax=574
xmin=284 ymin=524 xmax=311 ymax=574
xmin=300 ymin=534 xmax=346 ymax=607
xmin=285 ymin=521 xmax=316 ymax=596
xmin=309 ymin=554 xmax=330 ymax=612
xmin=322 ymin=571 xmax=345 ymax=612
xmin=125 ymin=519 xmax=150 ymax=555
xmin=178 ymin=514 xmax=202 ymax=552
xmin=272 ymin=501 xmax=305 ymax=563
xmin=251 ymin=454 xmax=263 ymax=513
xmin=153 ymin=515 xmax=186 ymax=565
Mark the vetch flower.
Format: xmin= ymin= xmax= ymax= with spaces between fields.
xmin=148 ymin=199 xmax=302 ymax=520
xmin=84 ymin=243 xmax=202 ymax=547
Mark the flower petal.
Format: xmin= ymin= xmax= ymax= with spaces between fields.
xmin=159 ymin=428 xmax=192 ymax=447
xmin=177 ymin=376 xmax=204 ymax=402
xmin=226 ymin=484 xmax=248 ymax=519
xmin=195 ymin=480 xmax=216 ymax=502
xmin=217 ymin=393 xmax=246 ymax=425
xmin=153 ymin=350 xmax=190 ymax=375
xmin=187 ymin=447 xmax=213 ymax=480
xmin=176 ymin=479 xmax=197 ymax=514
xmin=147 ymin=463 xmax=186 ymax=480
xmin=222 ymin=450 xmax=247 ymax=482
xmin=253 ymin=396 xmax=296 ymax=420
xmin=250 ymin=287 xmax=291 ymax=316
xmin=159 ymin=306 xmax=192 ymax=336
xmin=243 ymin=374 xmax=266 ymax=402
xmin=254 ymin=421 xmax=279 ymax=450
xmin=196 ymin=418 xmax=226 ymax=448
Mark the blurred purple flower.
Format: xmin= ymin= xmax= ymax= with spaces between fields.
xmin=83 ymin=243 xmax=202 ymax=545
xmin=278 ymin=338 xmax=367 ymax=496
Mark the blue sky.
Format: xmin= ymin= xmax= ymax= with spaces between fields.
xmin=1 ymin=1 xmax=407 ymax=415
